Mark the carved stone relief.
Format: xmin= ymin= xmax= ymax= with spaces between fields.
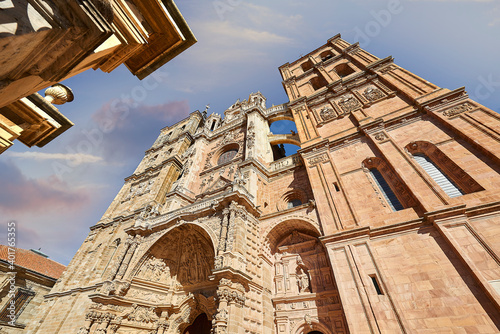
xmin=135 ymin=226 xmax=214 ymax=287
xmin=123 ymin=175 xmax=158 ymax=203
xmin=337 ymin=94 xmax=362 ymax=114
xmin=373 ymin=131 xmax=388 ymax=142
xmin=319 ymin=106 xmax=336 ymax=121
xmin=247 ymin=121 xmax=256 ymax=150
xmin=307 ymin=153 xmax=328 ymax=165
xmin=442 ymin=102 xmax=474 ymax=117
xmin=363 ymin=86 xmax=385 ymax=101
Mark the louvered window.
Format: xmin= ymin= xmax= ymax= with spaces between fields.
xmin=0 ymin=288 xmax=35 ymax=323
xmin=413 ymin=154 xmax=463 ymax=198
xmin=370 ymin=169 xmax=404 ymax=211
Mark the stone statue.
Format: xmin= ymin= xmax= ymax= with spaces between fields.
xmin=297 ymin=268 xmax=310 ymax=293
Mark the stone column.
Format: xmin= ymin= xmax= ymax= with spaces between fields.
xmin=106 ymin=235 xmax=133 ymax=281
xmin=225 ymin=201 xmax=238 ymax=252
xmin=115 ymin=237 xmax=139 ymax=279
xmin=217 ymin=207 xmax=230 ymax=254
xmin=214 ymin=278 xmax=246 ymax=334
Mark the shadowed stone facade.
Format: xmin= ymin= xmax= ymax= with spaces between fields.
xmin=27 ymin=35 xmax=500 ymax=333
xmin=0 ymin=0 xmax=195 ymax=154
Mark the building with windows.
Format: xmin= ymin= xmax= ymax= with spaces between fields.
xmin=27 ymin=35 xmax=500 ymax=333
xmin=0 ymin=246 xmax=65 ymax=333
xmin=0 ymin=0 xmax=196 ymax=154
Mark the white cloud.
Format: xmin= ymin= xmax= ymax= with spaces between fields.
xmin=198 ymin=21 xmax=293 ymax=45
xmin=7 ymin=151 xmax=103 ymax=165
xmin=488 ymin=5 xmax=500 ymax=26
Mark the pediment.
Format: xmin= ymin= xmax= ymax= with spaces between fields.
xmin=277 ymin=230 xmax=317 ymax=248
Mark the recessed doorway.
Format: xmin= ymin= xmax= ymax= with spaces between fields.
xmin=183 ymin=313 xmax=211 ymax=334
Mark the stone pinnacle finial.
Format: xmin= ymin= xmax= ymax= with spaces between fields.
xmin=44 ymin=84 xmax=74 ymax=105
xmin=203 ymin=104 xmax=210 ymax=118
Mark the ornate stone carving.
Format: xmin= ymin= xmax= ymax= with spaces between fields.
xmin=363 ymin=86 xmax=384 ymax=101
xmin=373 ymin=132 xmax=387 ymax=142
xmin=337 ymin=94 xmax=361 ymax=114
xmin=247 ymin=121 xmax=256 ymax=149
xmin=127 ymin=289 xmax=167 ymax=303
xmin=319 ymin=106 xmax=336 ymax=121
xmin=442 ymin=103 xmax=474 ymax=117
xmin=139 ymin=203 xmax=161 ymax=220
xmin=102 ymin=280 xmax=130 ymax=296
xmin=124 ymin=304 xmax=158 ymax=323
xmin=204 ymin=152 xmax=214 ymax=169
xmin=135 ymin=227 xmax=214 ymax=287
xmin=220 ymin=130 xmax=240 ymax=145
xmin=44 ymin=84 xmax=74 ymax=105
xmin=307 ymin=153 xmax=328 ymax=165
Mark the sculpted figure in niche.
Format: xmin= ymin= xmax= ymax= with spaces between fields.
xmin=297 ymin=267 xmax=310 ymax=293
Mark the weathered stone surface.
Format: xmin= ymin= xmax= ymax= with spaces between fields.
xmin=27 ymin=35 xmax=500 ymax=334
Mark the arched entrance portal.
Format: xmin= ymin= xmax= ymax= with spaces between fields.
xmin=266 ymin=220 xmax=349 ymax=333
xmin=126 ymin=224 xmax=217 ymax=333
xmin=134 ymin=223 xmax=215 ymax=289
xmin=183 ymin=313 xmax=211 ymax=334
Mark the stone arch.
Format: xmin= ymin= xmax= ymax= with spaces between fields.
xmin=127 ymin=220 xmax=219 ymax=281
xmin=172 ymin=295 xmax=215 ymax=334
xmin=269 ymin=136 xmax=301 ymax=147
xmin=292 ymin=320 xmax=333 ymax=334
xmin=131 ymin=223 xmax=216 ymax=289
xmin=264 ymin=219 xmax=322 ymax=255
xmin=276 ymin=189 xmax=308 ymax=211
xmin=268 ymin=114 xmax=295 ymax=124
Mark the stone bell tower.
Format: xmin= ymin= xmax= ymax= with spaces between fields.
xmin=278 ymin=34 xmax=500 ymax=332
xmin=27 ymin=34 xmax=500 ymax=334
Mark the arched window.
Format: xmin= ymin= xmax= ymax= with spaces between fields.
xmin=210 ymin=120 xmax=217 ymax=131
xmin=369 ymin=168 xmax=404 ymax=211
xmin=405 ymin=141 xmax=484 ymax=197
xmin=362 ymin=157 xmax=422 ymax=214
xmin=287 ymin=199 xmax=302 ymax=209
xmin=217 ymin=149 xmax=238 ymax=165
xmin=413 ymin=153 xmax=463 ymax=198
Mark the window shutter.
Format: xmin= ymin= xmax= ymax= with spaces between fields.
xmin=0 ymin=288 xmax=35 ymax=323
xmin=413 ymin=154 xmax=463 ymax=198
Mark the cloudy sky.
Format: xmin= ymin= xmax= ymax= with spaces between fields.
xmin=1 ymin=0 xmax=499 ymax=265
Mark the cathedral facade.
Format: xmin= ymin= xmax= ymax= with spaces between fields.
xmin=27 ymin=35 xmax=500 ymax=333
